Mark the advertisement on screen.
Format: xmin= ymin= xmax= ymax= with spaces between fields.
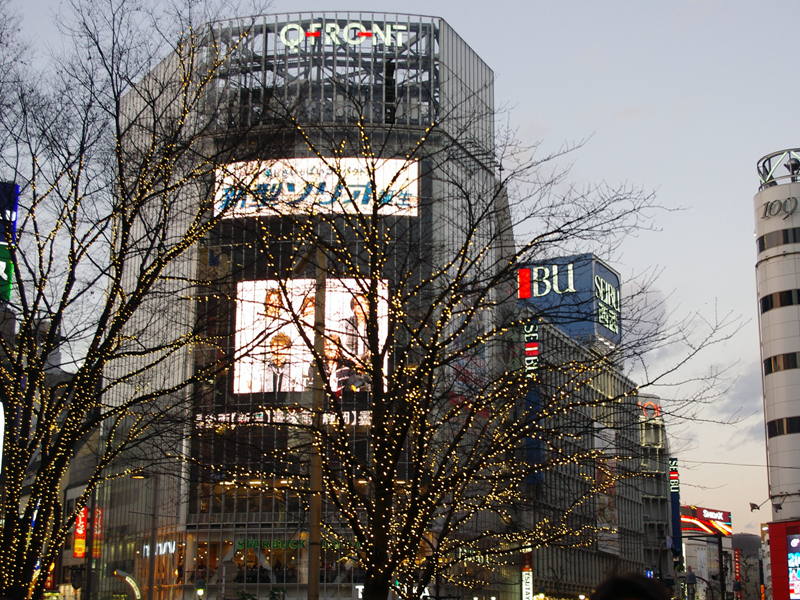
xmin=788 ymin=534 xmax=800 ymax=600
xmin=680 ymin=505 xmax=732 ymax=536
xmin=215 ymin=158 xmax=418 ymax=217
xmin=234 ymin=279 xmax=388 ymax=395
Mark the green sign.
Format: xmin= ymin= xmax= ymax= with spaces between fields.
xmin=0 ymin=245 xmax=13 ymax=301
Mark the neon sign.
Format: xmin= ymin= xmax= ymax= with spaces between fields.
xmin=278 ymin=22 xmax=408 ymax=50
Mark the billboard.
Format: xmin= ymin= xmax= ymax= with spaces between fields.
xmin=234 ymin=279 xmax=389 ymax=395
xmin=789 ymin=534 xmax=800 ymax=600
xmin=517 ymin=253 xmax=621 ymax=346
xmin=770 ymin=521 xmax=800 ymax=600
xmin=215 ymin=158 xmax=419 ymax=218
xmin=680 ymin=505 xmax=732 ymax=536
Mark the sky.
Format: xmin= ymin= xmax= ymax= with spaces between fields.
xmin=15 ymin=0 xmax=796 ymax=535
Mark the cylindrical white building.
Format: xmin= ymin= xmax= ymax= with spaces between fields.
xmin=755 ymin=149 xmax=800 ymax=521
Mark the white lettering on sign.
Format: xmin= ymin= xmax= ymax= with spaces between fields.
xmin=529 ymin=263 xmax=576 ymax=297
xmin=594 ymin=275 xmax=620 ymax=334
xmin=142 ymin=541 xmax=177 ymax=557
xmin=702 ymin=509 xmax=724 ymax=521
xmin=523 ymin=321 xmax=540 ymax=378
xmin=761 ymin=197 xmax=799 ymax=220
xmin=521 ymin=572 xmax=533 ymax=600
xmin=278 ymin=22 xmax=408 ymax=51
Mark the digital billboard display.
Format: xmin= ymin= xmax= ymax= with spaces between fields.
xmin=215 ymin=158 xmax=418 ymax=218
xmin=234 ymin=279 xmax=389 ymax=395
xmin=680 ymin=505 xmax=732 ymax=536
xmin=789 ymin=534 xmax=800 ymax=600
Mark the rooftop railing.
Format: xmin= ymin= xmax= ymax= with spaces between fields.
xmin=758 ymin=149 xmax=800 ymax=190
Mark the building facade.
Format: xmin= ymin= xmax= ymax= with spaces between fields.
xmin=92 ymin=12 xmax=505 ymax=600
xmin=517 ymin=256 xmax=646 ymax=598
xmin=754 ymin=149 xmax=800 ymax=600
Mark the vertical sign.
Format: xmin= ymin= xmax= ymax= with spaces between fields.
xmin=74 ymin=507 xmax=87 ymax=558
xmin=0 ymin=182 xmax=18 ymax=302
xmin=92 ymin=508 xmax=103 ymax=558
xmin=735 ymin=548 xmax=742 ymax=598
xmin=522 ymin=320 xmax=543 ymax=483
xmin=669 ymin=458 xmax=683 ymax=566
xmin=521 ymin=550 xmax=533 ymax=600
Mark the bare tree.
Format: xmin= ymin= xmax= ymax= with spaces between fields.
xmin=0 ymin=1 xmax=288 ymax=598
xmin=191 ymin=78 xmax=737 ymax=600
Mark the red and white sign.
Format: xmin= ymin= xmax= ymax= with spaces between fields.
xmin=74 ymin=507 xmax=87 ymax=559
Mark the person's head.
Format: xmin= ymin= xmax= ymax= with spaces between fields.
xmin=590 ymin=573 xmax=670 ymax=600
xmin=264 ymin=288 xmax=284 ymax=320
xmin=350 ymin=294 xmax=368 ymax=324
xmin=269 ymin=332 xmax=292 ymax=370
xmin=300 ymin=295 xmax=316 ymax=325
xmin=325 ymin=334 xmax=342 ymax=362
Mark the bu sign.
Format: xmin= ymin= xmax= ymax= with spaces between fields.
xmin=518 ymin=254 xmax=622 ymax=346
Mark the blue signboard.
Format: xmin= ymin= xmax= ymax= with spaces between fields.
xmin=0 ymin=183 xmax=18 ymax=302
xmin=517 ymin=253 xmax=621 ymax=346
xmin=0 ymin=182 xmax=18 ymax=245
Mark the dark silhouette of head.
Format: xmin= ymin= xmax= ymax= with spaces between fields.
xmin=590 ymin=573 xmax=671 ymax=600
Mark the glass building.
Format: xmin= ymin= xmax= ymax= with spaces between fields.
xmin=94 ymin=12 xmax=505 ymax=600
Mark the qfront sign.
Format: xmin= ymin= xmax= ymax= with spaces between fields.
xmin=517 ymin=254 xmax=622 ymax=346
xmin=277 ymin=21 xmax=409 ymax=51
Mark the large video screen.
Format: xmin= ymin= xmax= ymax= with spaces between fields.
xmin=215 ymin=158 xmax=419 ymax=217
xmin=680 ymin=505 xmax=732 ymax=536
xmin=234 ymin=279 xmax=389 ymax=395
xmin=788 ymin=534 xmax=800 ymax=600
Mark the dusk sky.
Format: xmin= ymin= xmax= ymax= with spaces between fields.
xmin=16 ymin=0 xmax=796 ymax=535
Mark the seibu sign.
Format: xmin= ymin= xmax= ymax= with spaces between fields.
xmin=278 ymin=21 xmax=409 ymax=50
xmin=517 ymin=254 xmax=622 ymax=346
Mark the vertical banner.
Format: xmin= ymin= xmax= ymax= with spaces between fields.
xmin=521 ymin=550 xmax=533 ymax=600
xmin=74 ymin=507 xmax=87 ymax=558
xmin=92 ymin=508 xmax=103 ymax=558
xmin=669 ymin=458 xmax=683 ymax=565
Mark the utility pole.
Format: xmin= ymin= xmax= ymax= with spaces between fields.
xmin=83 ymin=487 xmax=97 ymax=600
xmin=718 ymin=534 xmax=726 ymax=600
xmin=147 ymin=474 xmax=159 ymax=600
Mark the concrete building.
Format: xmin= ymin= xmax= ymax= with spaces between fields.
xmin=754 ymin=149 xmax=800 ymax=600
xmin=638 ymin=396 xmax=677 ymax=584
xmin=517 ymin=255 xmax=646 ymax=598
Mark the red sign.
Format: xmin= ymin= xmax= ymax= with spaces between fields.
xmin=74 ymin=507 xmax=87 ymax=558
xmin=735 ymin=548 xmax=742 ymax=581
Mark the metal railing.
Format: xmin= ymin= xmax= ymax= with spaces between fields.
xmin=758 ymin=149 xmax=800 ymax=189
